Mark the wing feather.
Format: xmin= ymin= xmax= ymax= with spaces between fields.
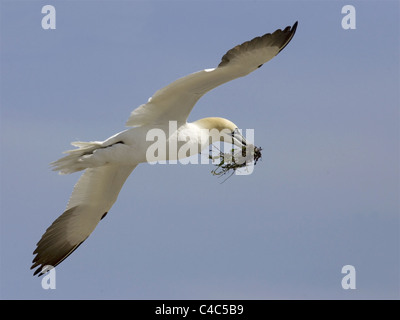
xmin=126 ymin=22 xmax=297 ymax=127
xmin=31 ymin=164 xmax=136 ymax=275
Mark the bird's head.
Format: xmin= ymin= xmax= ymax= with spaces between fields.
xmin=193 ymin=117 xmax=247 ymax=148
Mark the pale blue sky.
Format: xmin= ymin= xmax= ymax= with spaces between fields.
xmin=1 ymin=0 xmax=399 ymax=299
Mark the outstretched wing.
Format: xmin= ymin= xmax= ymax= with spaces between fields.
xmin=126 ymin=21 xmax=298 ymax=127
xmin=31 ymin=164 xmax=136 ymax=276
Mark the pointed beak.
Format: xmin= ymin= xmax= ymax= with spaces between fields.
xmin=232 ymin=129 xmax=247 ymax=148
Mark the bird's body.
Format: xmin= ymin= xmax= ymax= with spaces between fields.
xmin=31 ymin=22 xmax=298 ymax=276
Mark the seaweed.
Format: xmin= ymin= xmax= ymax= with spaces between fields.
xmin=209 ymin=145 xmax=262 ymax=180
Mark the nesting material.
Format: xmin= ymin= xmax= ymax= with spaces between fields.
xmin=209 ymin=145 xmax=262 ymax=178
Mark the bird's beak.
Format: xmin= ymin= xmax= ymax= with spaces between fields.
xmin=232 ymin=128 xmax=247 ymax=148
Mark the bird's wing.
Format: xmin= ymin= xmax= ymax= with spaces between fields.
xmin=126 ymin=21 xmax=297 ymax=127
xmin=31 ymin=164 xmax=136 ymax=276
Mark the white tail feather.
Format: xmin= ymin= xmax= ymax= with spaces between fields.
xmin=51 ymin=141 xmax=103 ymax=174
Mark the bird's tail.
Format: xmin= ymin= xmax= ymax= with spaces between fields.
xmin=51 ymin=141 xmax=103 ymax=174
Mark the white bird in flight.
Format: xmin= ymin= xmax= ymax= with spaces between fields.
xmin=31 ymin=22 xmax=298 ymax=276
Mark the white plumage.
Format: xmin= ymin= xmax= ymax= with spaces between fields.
xmin=31 ymin=22 xmax=298 ymax=276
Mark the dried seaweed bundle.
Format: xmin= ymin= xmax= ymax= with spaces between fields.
xmin=209 ymin=145 xmax=262 ymax=178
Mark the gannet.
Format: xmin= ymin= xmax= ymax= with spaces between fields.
xmin=31 ymin=22 xmax=298 ymax=276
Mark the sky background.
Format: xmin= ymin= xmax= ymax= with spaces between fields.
xmin=1 ymin=0 xmax=399 ymax=299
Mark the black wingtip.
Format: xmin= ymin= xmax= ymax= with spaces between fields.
xmin=292 ymin=21 xmax=298 ymax=33
xmin=277 ymin=21 xmax=298 ymax=54
xmin=31 ymin=239 xmax=86 ymax=277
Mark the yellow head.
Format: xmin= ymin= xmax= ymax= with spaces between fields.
xmin=193 ymin=117 xmax=247 ymax=147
